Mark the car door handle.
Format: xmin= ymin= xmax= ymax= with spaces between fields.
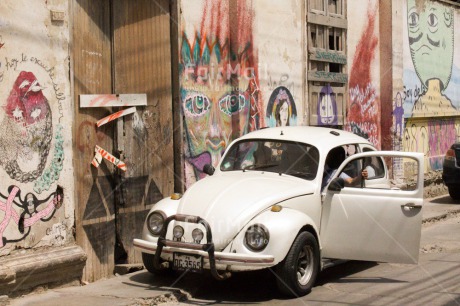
xmin=401 ymin=203 xmax=422 ymax=211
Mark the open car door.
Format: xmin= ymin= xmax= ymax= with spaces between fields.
xmin=320 ymin=151 xmax=424 ymax=264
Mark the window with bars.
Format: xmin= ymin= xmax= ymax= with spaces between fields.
xmin=307 ymin=0 xmax=347 ymax=127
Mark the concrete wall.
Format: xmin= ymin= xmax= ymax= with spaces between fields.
xmin=179 ymin=0 xmax=304 ymax=186
xmin=254 ymin=0 xmax=304 ymax=128
xmin=0 ymin=1 xmax=75 ymax=256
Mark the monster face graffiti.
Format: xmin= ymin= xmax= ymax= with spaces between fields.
xmin=0 ymin=71 xmax=52 ymax=182
xmin=407 ymin=0 xmax=456 ymax=115
xmin=317 ymin=85 xmax=338 ymax=126
xmin=407 ymin=0 xmax=453 ymax=90
xmin=180 ymin=0 xmax=263 ymax=185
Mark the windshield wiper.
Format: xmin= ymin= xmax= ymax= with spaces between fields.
xmin=243 ymin=163 xmax=279 ymax=172
xmin=281 ymin=169 xmax=315 ymax=179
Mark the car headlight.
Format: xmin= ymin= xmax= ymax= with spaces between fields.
xmin=173 ymin=225 xmax=184 ymax=239
xmin=147 ymin=212 xmax=165 ymax=236
xmin=244 ymin=224 xmax=269 ymax=252
xmin=192 ymin=228 xmax=204 ymax=243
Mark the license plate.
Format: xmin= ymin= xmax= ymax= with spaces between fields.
xmin=173 ymin=253 xmax=203 ymax=273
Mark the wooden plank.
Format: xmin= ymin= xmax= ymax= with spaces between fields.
xmin=112 ymin=0 xmax=174 ymax=264
xmin=71 ymin=0 xmax=115 ymax=282
xmin=308 ymin=12 xmax=347 ymax=28
xmin=309 ymin=49 xmax=347 ymax=64
xmin=170 ymin=0 xmax=184 ymax=193
xmin=80 ymin=94 xmax=147 ymax=107
xmin=307 ymin=71 xmax=348 ymax=83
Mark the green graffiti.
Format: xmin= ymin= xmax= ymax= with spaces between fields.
xmin=34 ymin=125 xmax=64 ymax=194
xmin=407 ymin=0 xmax=454 ymax=90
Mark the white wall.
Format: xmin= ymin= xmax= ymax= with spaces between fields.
xmin=254 ymin=0 xmax=305 ymax=126
xmin=0 ymin=0 xmax=74 ymax=255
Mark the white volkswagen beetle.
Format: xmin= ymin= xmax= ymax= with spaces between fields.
xmin=134 ymin=126 xmax=424 ymax=296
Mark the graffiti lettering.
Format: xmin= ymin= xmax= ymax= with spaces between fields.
xmin=30 ymin=56 xmax=64 ymax=122
xmin=311 ymin=50 xmax=347 ymax=64
xmin=267 ymin=74 xmax=295 ymax=96
xmin=403 ymin=119 xmax=458 ymax=171
xmin=312 ymin=71 xmax=348 ymax=83
xmin=45 ymin=222 xmax=67 ymax=246
xmin=5 ymin=57 xmax=19 ymax=71
xmin=403 ymin=85 xmax=422 ymax=104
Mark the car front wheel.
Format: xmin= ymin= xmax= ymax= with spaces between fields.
xmin=275 ymin=231 xmax=320 ymax=297
xmin=142 ymin=252 xmax=173 ymax=276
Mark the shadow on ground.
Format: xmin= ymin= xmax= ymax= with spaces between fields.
xmin=429 ymin=195 xmax=459 ymax=205
xmin=125 ymin=261 xmax=386 ymax=304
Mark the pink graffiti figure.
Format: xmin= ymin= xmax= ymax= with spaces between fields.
xmin=0 ymin=186 xmax=62 ymax=247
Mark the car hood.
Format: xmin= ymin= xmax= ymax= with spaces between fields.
xmin=176 ymin=172 xmax=316 ymax=250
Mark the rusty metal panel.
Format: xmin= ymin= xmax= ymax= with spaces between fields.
xmin=112 ymin=0 xmax=174 ymax=264
xmin=72 ymin=0 xmax=115 ymax=282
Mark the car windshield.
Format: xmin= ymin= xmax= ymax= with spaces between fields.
xmin=220 ymin=140 xmax=319 ymax=180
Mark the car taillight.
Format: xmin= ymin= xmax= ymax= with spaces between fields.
xmin=445 ymin=149 xmax=456 ymax=161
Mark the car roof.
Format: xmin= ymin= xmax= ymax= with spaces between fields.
xmin=237 ymin=126 xmax=373 ymax=152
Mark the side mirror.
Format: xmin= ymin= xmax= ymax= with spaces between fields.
xmin=328 ymin=177 xmax=344 ymax=191
xmin=203 ymin=164 xmax=215 ymax=176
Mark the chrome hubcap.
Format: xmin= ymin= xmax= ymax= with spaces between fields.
xmin=297 ymin=245 xmax=313 ymax=285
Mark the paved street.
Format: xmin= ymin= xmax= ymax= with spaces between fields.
xmin=6 ymin=195 xmax=460 ymax=306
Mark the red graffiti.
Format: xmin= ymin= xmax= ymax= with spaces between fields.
xmin=347 ymin=3 xmax=381 ymax=149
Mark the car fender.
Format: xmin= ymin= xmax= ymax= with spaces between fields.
xmin=226 ymin=207 xmax=321 ymax=266
xmin=141 ymin=196 xmax=180 ymax=241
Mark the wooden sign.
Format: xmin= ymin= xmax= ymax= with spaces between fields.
xmin=80 ymin=94 xmax=147 ymax=108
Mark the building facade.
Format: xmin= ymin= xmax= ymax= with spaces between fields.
xmin=0 ymin=0 xmax=459 ymax=295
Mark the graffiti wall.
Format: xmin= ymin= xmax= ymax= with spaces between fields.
xmin=180 ymin=0 xmax=304 ymax=186
xmin=254 ymin=0 xmax=303 ymax=128
xmin=402 ymin=0 xmax=460 ymax=173
xmin=346 ymin=0 xmax=381 ymax=149
xmin=0 ymin=1 xmax=73 ymax=255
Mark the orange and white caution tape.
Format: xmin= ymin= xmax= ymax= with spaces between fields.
xmin=91 ymin=145 xmax=127 ymax=171
xmin=96 ymin=107 xmax=136 ymax=127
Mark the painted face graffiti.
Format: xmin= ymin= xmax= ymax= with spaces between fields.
xmin=318 ymin=85 xmax=338 ymax=125
xmin=180 ymin=0 xmax=263 ymax=186
xmin=407 ymin=0 xmax=454 ymax=90
xmin=181 ymin=45 xmax=252 ymax=181
xmin=266 ymin=86 xmax=297 ymax=128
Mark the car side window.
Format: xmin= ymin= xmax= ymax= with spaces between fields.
xmin=362 ymin=148 xmax=385 ymax=179
xmin=337 ymin=154 xmax=418 ymax=191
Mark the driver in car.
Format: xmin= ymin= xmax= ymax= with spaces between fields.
xmin=322 ymin=146 xmax=369 ymax=190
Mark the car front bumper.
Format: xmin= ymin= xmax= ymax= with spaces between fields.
xmin=133 ymin=238 xmax=275 ymax=272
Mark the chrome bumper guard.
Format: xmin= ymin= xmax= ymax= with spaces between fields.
xmin=155 ymin=214 xmax=231 ymax=280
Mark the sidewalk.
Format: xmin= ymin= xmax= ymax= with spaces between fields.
xmin=5 ymin=195 xmax=460 ymax=306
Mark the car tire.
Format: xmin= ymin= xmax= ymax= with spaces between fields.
xmin=275 ymin=231 xmax=320 ymax=297
xmin=142 ymin=252 xmax=173 ymax=276
xmin=448 ymin=186 xmax=460 ymax=200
